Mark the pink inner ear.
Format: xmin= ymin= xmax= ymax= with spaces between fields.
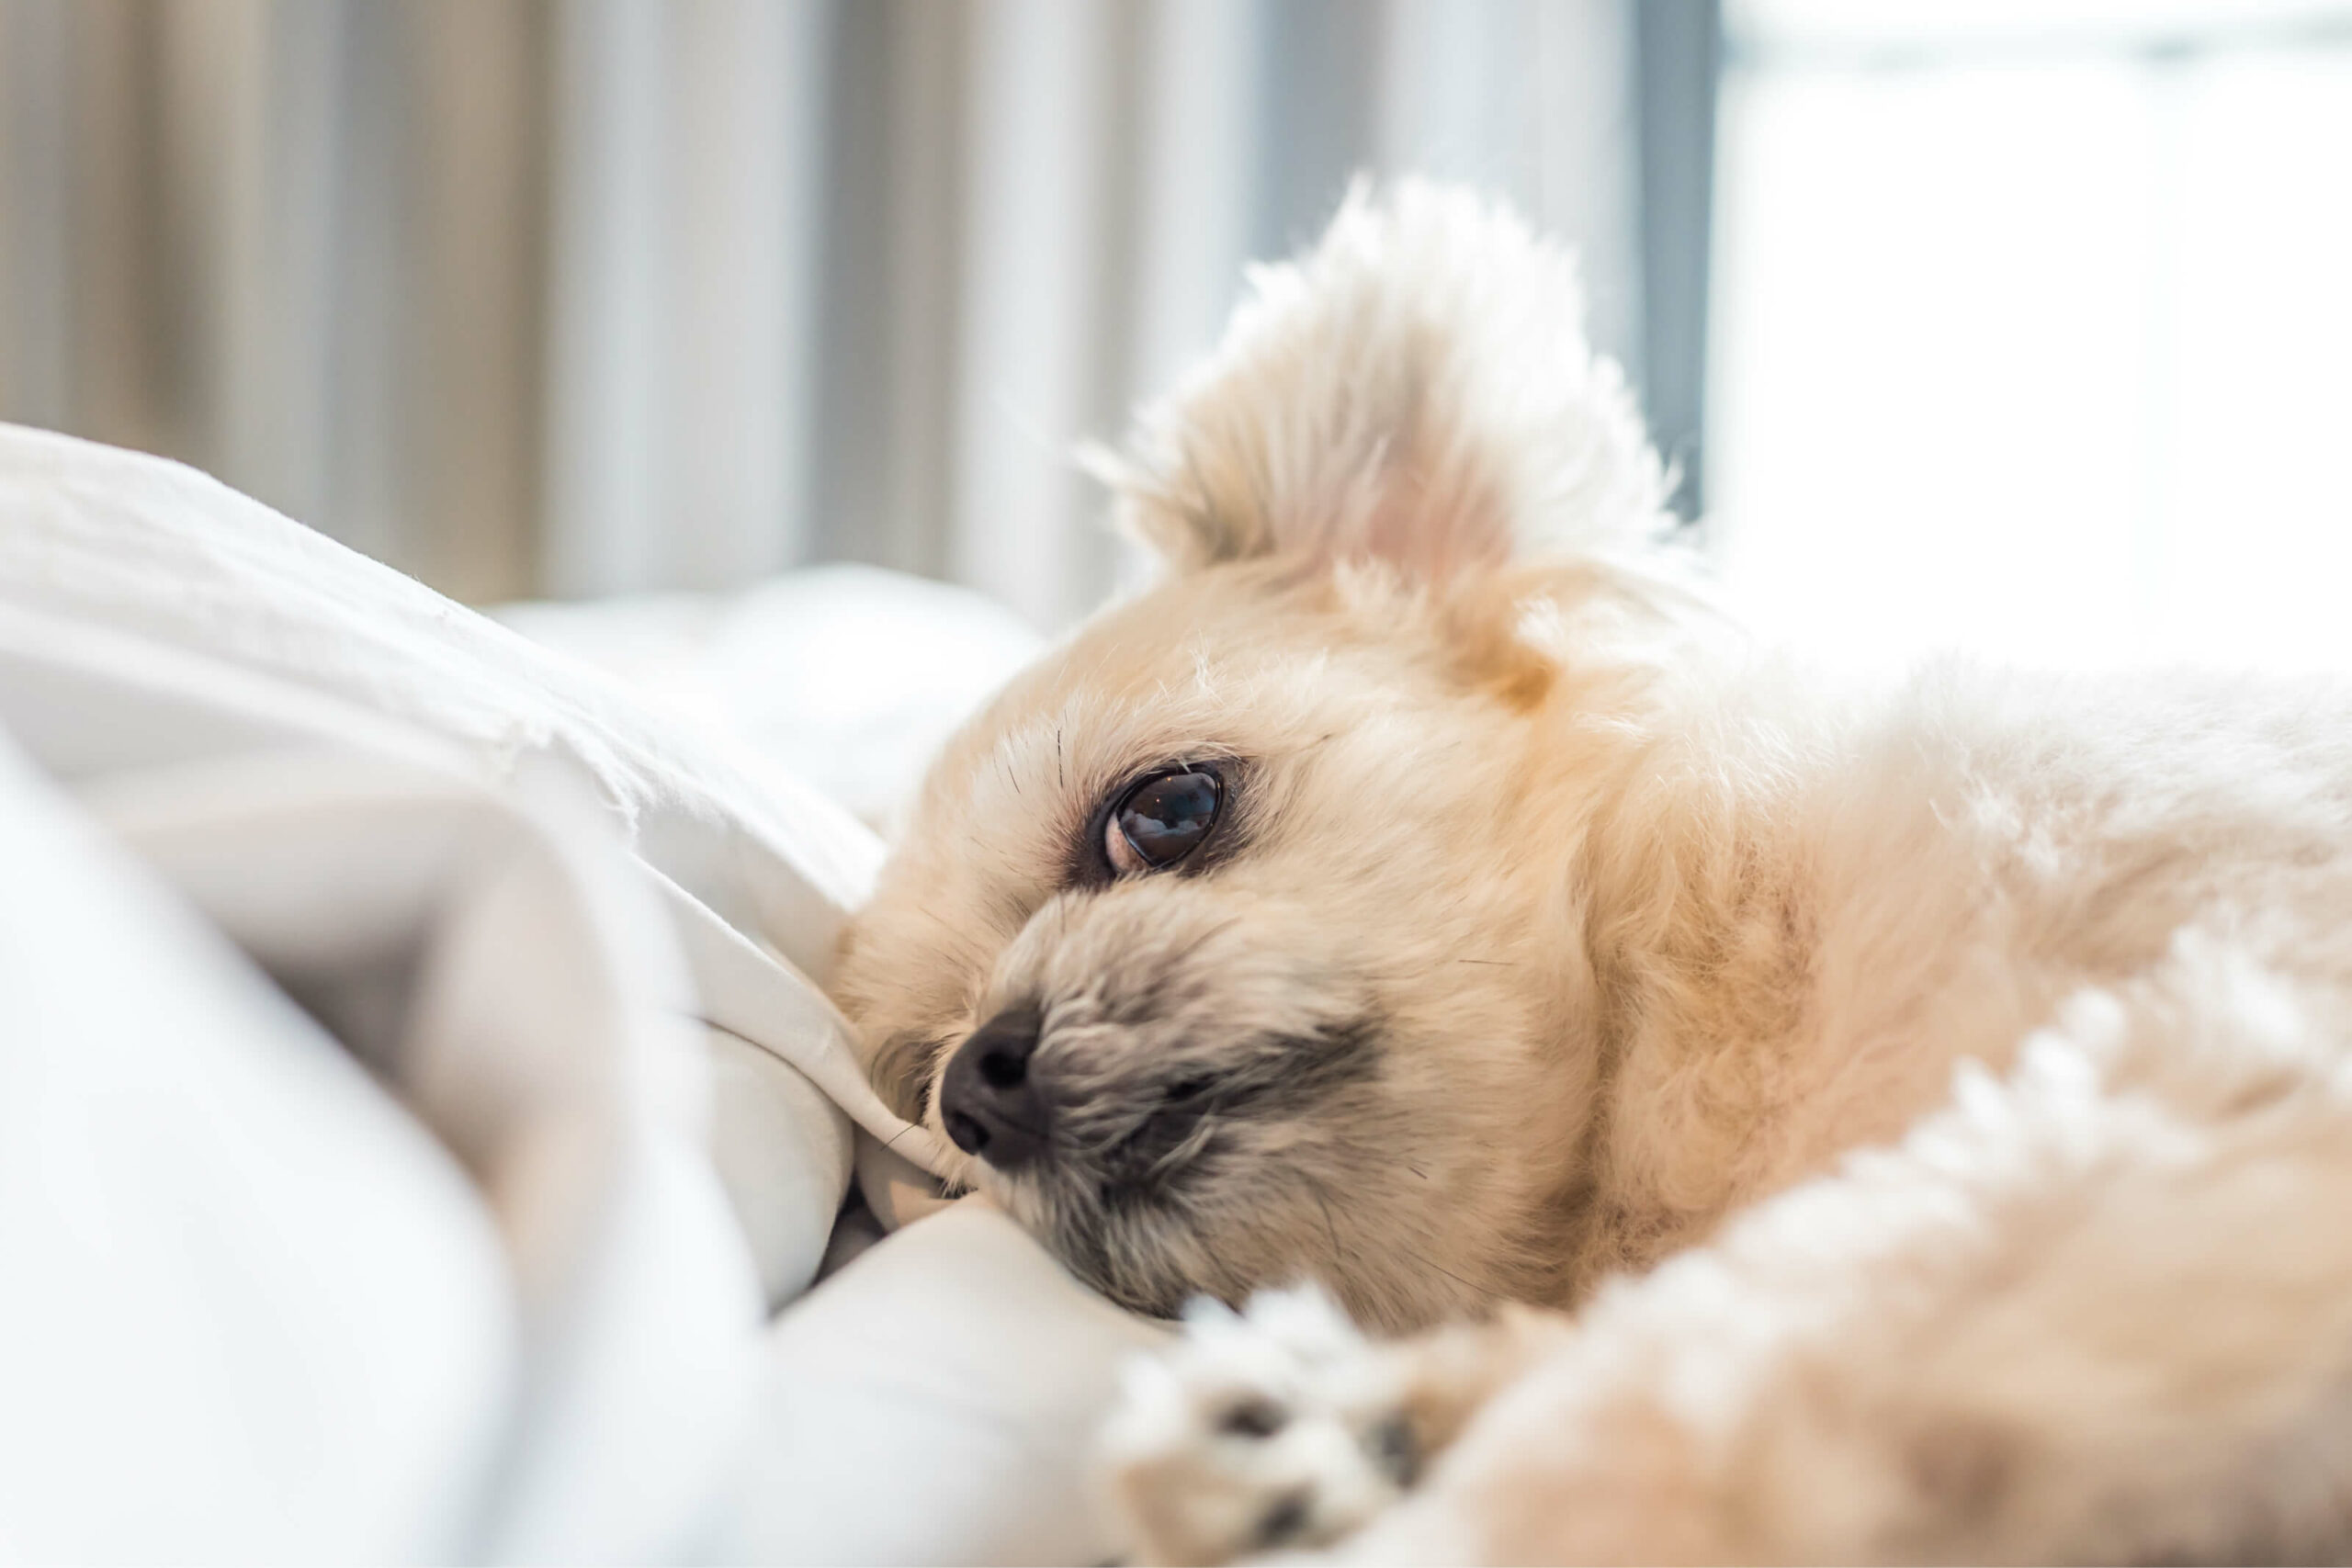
xmin=1357 ymin=458 xmax=1514 ymax=583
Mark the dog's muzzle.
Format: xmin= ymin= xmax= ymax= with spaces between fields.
xmin=939 ymin=1003 xmax=1227 ymax=1190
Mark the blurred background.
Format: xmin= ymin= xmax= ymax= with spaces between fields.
xmin=2 ymin=0 xmax=2349 ymax=668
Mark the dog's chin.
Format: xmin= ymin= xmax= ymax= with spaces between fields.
xmin=1051 ymin=1234 xmax=1199 ymax=1322
xmin=979 ymin=1168 xmax=1237 ymax=1321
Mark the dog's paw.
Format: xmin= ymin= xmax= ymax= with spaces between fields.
xmin=1101 ymin=1286 xmax=1418 ymax=1566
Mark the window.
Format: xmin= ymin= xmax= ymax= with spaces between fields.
xmin=1709 ymin=0 xmax=2352 ymax=671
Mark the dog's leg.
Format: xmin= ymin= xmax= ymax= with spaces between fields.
xmin=1102 ymin=1286 xmax=1572 ymax=1565
xmin=1337 ymin=940 xmax=2352 ymax=1563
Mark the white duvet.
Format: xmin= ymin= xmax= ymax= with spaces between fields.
xmin=0 ymin=423 xmax=1162 ymax=1564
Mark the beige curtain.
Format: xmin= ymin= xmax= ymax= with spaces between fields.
xmin=0 ymin=0 xmax=1643 ymax=625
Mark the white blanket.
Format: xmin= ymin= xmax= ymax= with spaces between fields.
xmin=0 ymin=423 xmax=1161 ymax=1563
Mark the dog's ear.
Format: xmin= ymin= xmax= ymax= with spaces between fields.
xmin=1091 ymin=180 xmax=1669 ymax=581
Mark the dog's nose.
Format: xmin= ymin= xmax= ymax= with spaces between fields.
xmin=939 ymin=1006 xmax=1049 ymax=1170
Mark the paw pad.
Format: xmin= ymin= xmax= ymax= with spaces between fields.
xmin=1256 ymin=1490 xmax=1314 ymax=1548
xmin=1216 ymin=1396 xmax=1289 ymax=1439
xmin=1368 ymin=1413 xmax=1419 ymax=1484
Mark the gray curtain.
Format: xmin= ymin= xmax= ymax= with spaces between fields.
xmin=0 ymin=0 xmax=1667 ymax=625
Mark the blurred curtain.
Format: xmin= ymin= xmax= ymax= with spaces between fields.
xmin=0 ymin=0 xmax=1672 ymax=625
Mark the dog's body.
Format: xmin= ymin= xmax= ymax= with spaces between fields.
xmin=833 ymin=184 xmax=2352 ymax=1562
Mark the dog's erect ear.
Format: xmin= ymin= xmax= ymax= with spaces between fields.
xmin=1091 ymin=180 xmax=1669 ymax=581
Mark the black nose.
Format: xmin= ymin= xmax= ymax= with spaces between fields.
xmin=939 ymin=1006 xmax=1049 ymax=1170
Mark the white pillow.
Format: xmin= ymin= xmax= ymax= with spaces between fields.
xmin=725 ymin=1201 xmax=1170 ymax=1566
xmin=0 ymin=422 xmax=885 ymax=1551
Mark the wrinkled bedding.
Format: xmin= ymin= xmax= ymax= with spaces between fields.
xmin=0 ymin=422 xmax=1162 ymax=1564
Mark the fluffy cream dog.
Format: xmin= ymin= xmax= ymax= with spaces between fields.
xmin=831 ymin=181 xmax=2352 ymax=1563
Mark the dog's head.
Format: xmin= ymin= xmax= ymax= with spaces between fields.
xmin=833 ymin=183 xmax=1694 ymax=1330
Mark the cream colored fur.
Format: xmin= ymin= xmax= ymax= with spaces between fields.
xmin=833 ymin=181 xmax=2352 ymax=1562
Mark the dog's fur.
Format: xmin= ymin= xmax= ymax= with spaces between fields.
xmin=832 ymin=182 xmax=2352 ymax=1563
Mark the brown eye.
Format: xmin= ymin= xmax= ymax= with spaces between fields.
xmin=1105 ymin=767 xmax=1223 ymax=875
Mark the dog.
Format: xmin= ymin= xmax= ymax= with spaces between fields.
xmin=831 ymin=181 xmax=2352 ymax=1563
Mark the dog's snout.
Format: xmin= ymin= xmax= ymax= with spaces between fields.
xmin=940 ymin=1006 xmax=1048 ymax=1169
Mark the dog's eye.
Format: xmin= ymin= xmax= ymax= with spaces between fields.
xmin=1105 ymin=767 xmax=1223 ymax=875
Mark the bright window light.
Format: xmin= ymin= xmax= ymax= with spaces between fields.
xmin=1708 ymin=0 xmax=2352 ymax=672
